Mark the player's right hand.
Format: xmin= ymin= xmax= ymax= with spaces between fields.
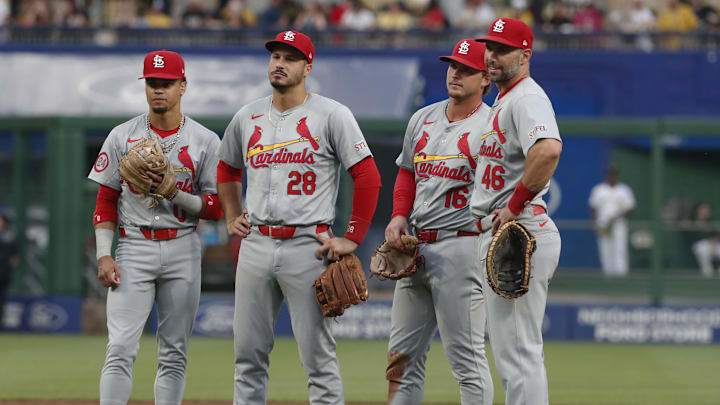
xmin=227 ymin=209 xmax=250 ymax=238
xmin=385 ymin=215 xmax=410 ymax=251
xmin=97 ymin=256 xmax=120 ymax=288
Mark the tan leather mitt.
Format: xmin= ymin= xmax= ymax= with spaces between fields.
xmin=118 ymin=138 xmax=177 ymax=207
xmin=314 ymin=254 xmax=369 ymax=317
xmin=369 ymin=235 xmax=423 ymax=280
xmin=486 ymin=221 xmax=536 ymax=299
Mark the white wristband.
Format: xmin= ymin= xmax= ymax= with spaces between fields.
xmin=95 ymin=228 xmax=114 ymax=260
xmin=171 ymin=189 xmax=203 ymax=215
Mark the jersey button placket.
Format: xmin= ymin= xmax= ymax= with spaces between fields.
xmin=267 ymin=127 xmax=281 ymax=218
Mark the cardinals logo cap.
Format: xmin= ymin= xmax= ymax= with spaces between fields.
xmin=265 ymin=30 xmax=315 ymax=64
xmin=139 ymin=50 xmax=185 ymax=80
xmin=439 ymin=39 xmax=487 ymax=72
xmin=476 ymin=18 xmax=533 ymax=50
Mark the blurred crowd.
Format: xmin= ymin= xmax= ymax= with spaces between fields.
xmin=1 ymin=0 xmax=719 ymax=35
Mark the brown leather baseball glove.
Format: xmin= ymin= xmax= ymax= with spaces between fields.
xmin=486 ymin=221 xmax=536 ymax=299
xmin=369 ymin=235 xmax=423 ymax=280
xmin=314 ymin=254 xmax=369 ymax=317
xmin=118 ymin=138 xmax=177 ymax=207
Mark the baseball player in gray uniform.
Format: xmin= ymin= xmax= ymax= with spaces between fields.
xmin=216 ymin=31 xmax=382 ymax=405
xmin=383 ymin=39 xmax=493 ymax=405
xmin=89 ymin=50 xmax=223 ymax=405
xmin=472 ymin=19 xmax=563 ymax=405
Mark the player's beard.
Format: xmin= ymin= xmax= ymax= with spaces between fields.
xmin=151 ymin=106 xmax=169 ymax=114
xmin=489 ymin=54 xmax=522 ymax=83
xmin=270 ymin=71 xmax=302 ymax=91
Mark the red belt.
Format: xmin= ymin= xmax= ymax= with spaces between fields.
xmin=258 ymin=224 xmax=330 ymax=239
xmin=533 ymin=205 xmax=547 ymax=216
xmin=416 ymin=229 xmax=480 ymax=244
xmin=119 ymin=227 xmax=180 ymax=240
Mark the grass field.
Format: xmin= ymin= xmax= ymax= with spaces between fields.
xmin=1 ymin=334 xmax=719 ymax=404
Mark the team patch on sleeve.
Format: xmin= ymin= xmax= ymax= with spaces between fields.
xmin=94 ymin=152 xmax=109 ymax=172
xmin=528 ymin=125 xmax=547 ymax=139
xmin=354 ymin=140 xmax=368 ymax=152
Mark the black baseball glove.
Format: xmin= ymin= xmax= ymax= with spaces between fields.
xmin=486 ymin=221 xmax=536 ymax=299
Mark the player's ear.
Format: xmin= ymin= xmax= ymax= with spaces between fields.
xmin=481 ymin=72 xmax=491 ymax=95
xmin=520 ymin=49 xmax=532 ymax=65
xmin=304 ymin=62 xmax=312 ymax=77
xmin=180 ymin=79 xmax=187 ymax=95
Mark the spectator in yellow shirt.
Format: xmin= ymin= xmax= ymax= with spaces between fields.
xmin=377 ymin=2 xmax=414 ymax=31
xmin=657 ymin=0 xmax=699 ymax=48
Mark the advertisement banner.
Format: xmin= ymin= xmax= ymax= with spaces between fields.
xmin=2 ymin=296 xmax=82 ymax=333
xmin=0 ymin=53 xmax=419 ymax=119
xmin=5 ymin=295 xmax=719 ymax=344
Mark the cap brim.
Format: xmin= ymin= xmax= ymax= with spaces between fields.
xmin=139 ymin=73 xmax=184 ymax=80
xmin=265 ymin=40 xmax=311 ymax=62
xmin=438 ymin=55 xmax=486 ymax=72
xmin=475 ymin=35 xmax=522 ymax=49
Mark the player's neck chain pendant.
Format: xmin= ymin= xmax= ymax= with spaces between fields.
xmin=268 ymin=93 xmax=309 ymax=126
xmin=145 ymin=113 xmax=185 ymax=154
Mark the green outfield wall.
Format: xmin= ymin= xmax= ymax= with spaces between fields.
xmin=1 ymin=117 xmax=720 ymax=304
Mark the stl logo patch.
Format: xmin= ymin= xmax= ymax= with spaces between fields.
xmin=492 ymin=19 xmax=506 ymax=33
xmin=283 ymin=31 xmax=295 ymax=41
xmin=353 ymin=140 xmax=367 ymax=152
xmin=458 ymin=40 xmax=470 ymax=55
xmin=153 ymin=54 xmax=165 ymax=68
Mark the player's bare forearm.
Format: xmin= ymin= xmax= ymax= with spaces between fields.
xmin=218 ymin=182 xmax=250 ymax=237
xmin=521 ymin=138 xmax=562 ymax=192
xmin=218 ymin=181 xmax=243 ymax=221
xmin=385 ymin=215 xmax=410 ymax=250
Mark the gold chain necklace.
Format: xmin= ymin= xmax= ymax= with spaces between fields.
xmin=145 ymin=113 xmax=185 ymax=154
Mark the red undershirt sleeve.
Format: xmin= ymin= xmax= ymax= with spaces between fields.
xmin=344 ymin=156 xmax=382 ymax=245
xmin=217 ymin=160 xmax=243 ymax=184
xmin=392 ymin=168 xmax=415 ymax=219
xmin=93 ymin=184 xmax=120 ymax=225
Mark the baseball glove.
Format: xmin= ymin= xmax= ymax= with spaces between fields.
xmin=314 ymin=254 xmax=369 ymax=317
xmin=369 ymin=235 xmax=422 ymax=280
xmin=486 ymin=221 xmax=536 ymax=299
xmin=118 ymin=138 xmax=177 ymax=207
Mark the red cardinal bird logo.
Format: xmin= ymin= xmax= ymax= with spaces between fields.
xmin=457 ymin=132 xmax=476 ymax=169
xmin=177 ymin=146 xmax=195 ymax=179
xmin=493 ymin=108 xmax=506 ymax=144
xmin=296 ymin=117 xmax=319 ymax=150
xmin=414 ymin=131 xmax=430 ymax=159
xmin=247 ymin=126 xmax=263 ymax=160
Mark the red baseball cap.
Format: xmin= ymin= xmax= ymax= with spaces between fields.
xmin=265 ymin=30 xmax=315 ymax=64
xmin=439 ymin=39 xmax=487 ymax=72
xmin=139 ymin=50 xmax=185 ymax=80
xmin=476 ymin=18 xmax=533 ymax=50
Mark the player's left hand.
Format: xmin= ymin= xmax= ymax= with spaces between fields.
xmin=492 ymin=206 xmax=519 ymax=235
xmin=315 ymin=235 xmax=358 ymax=261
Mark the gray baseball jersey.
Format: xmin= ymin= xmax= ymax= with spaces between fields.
xmin=396 ymin=100 xmax=492 ymax=231
xmin=89 ymin=114 xmax=221 ymax=228
xmin=388 ymin=99 xmax=494 ymax=405
xmin=472 ymin=77 xmax=563 ymax=405
xmin=469 ymin=78 xmax=561 ymax=217
xmin=89 ymin=114 xmax=220 ymax=405
xmin=218 ymin=93 xmax=372 ymax=225
xmin=221 ymin=93 xmax=373 ymax=405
